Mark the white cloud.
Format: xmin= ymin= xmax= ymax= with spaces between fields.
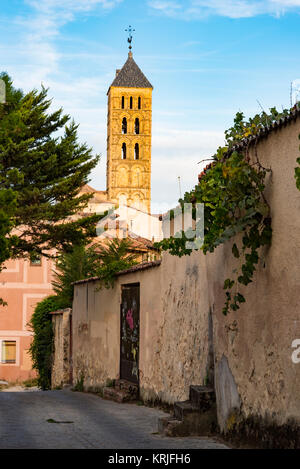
xmin=148 ymin=0 xmax=300 ymax=18
xmin=147 ymin=127 xmax=224 ymax=207
xmin=21 ymin=0 xmax=122 ymax=43
xmin=25 ymin=0 xmax=122 ymax=13
xmin=16 ymin=0 xmax=122 ymax=67
xmin=0 ymin=0 xmax=123 ymax=200
xmin=1 ymin=0 xmax=239 ymax=210
xmin=291 ymin=78 xmax=300 ymax=105
xmin=271 ymin=0 xmax=300 ymax=5
xmin=89 ymin=126 xmax=225 ymax=209
xmin=1 ymin=0 xmax=122 ymax=111
xmin=149 ymin=0 xmax=182 ymax=16
xmin=5 ymin=0 xmax=225 ymax=209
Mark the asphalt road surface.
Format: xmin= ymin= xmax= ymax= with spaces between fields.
xmin=0 ymin=387 xmax=228 ymax=449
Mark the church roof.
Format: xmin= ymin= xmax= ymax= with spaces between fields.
xmin=79 ymin=184 xmax=109 ymax=203
xmin=109 ymin=53 xmax=153 ymax=91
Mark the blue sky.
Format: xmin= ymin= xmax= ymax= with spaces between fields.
xmin=1 ymin=0 xmax=300 ymax=212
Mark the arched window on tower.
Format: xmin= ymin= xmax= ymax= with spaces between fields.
xmin=121 ymin=96 xmax=125 ymax=109
xmin=134 ymin=143 xmax=139 ymax=160
xmin=122 ymin=143 xmax=127 ymax=160
xmin=134 ymin=118 xmax=140 ymax=135
xmin=130 ymin=96 xmax=133 ymax=109
xmin=122 ymin=117 xmax=127 ymax=134
xmin=138 ymin=97 xmax=141 ymax=109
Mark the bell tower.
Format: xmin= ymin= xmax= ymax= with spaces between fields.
xmin=106 ymin=29 xmax=153 ymax=213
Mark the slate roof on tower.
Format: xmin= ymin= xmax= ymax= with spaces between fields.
xmin=109 ymin=53 xmax=153 ymax=91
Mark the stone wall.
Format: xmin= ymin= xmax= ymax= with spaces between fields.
xmin=71 ymin=254 xmax=217 ymax=402
xmin=139 ymin=253 xmax=213 ymax=404
xmin=209 ymin=116 xmax=300 ymax=431
xmin=70 ymin=115 xmax=300 ymax=434
xmin=51 ymin=308 xmax=72 ymax=388
xmin=72 ymin=281 xmax=121 ymax=391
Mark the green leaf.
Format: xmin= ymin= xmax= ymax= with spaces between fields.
xmin=232 ymin=243 xmax=240 ymax=258
xmin=224 ymin=278 xmax=234 ymax=290
xmin=234 ymin=293 xmax=245 ymax=303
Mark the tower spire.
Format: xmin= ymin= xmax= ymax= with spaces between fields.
xmin=106 ymin=39 xmax=153 ymax=214
xmin=125 ymin=25 xmax=135 ymax=57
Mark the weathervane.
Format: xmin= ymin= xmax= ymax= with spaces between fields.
xmin=125 ymin=25 xmax=135 ymax=51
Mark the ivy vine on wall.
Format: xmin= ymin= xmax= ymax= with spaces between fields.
xmin=157 ymin=105 xmax=299 ymax=315
xmin=295 ymin=134 xmax=300 ymax=191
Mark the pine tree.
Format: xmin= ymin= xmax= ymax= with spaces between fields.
xmin=0 ymin=179 xmax=17 ymax=305
xmin=0 ymin=72 xmax=101 ymax=261
xmin=52 ymin=244 xmax=100 ymax=306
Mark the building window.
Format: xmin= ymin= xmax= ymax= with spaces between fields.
xmin=122 ymin=117 xmax=127 ymax=134
xmin=121 ymin=96 xmax=125 ymax=109
xmin=134 ymin=118 xmax=140 ymax=135
xmin=30 ymin=253 xmax=41 ymax=266
xmin=130 ymin=96 xmax=133 ymax=109
xmin=138 ymin=97 xmax=141 ymax=109
xmin=134 ymin=143 xmax=139 ymax=160
xmin=122 ymin=143 xmax=127 ymax=159
xmin=1 ymin=341 xmax=16 ymax=364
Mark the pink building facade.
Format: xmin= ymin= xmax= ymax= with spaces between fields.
xmin=0 ymin=257 xmax=54 ymax=382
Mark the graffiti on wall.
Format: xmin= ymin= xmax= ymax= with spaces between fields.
xmin=120 ymin=285 xmax=140 ymax=383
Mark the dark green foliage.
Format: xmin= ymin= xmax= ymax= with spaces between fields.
xmin=95 ymin=238 xmax=139 ymax=288
xmin=0 ymin=186 xmax=17 ymax=301
xmin=224 ymin=107 xmax=290 ymax=146
xmin=0 ymin=174 xmax=19 ymax=304
xmin=52 ymin=238 xmax=138 ymax=306
xmin=156 ymin=106 xmax=293 ymax=314
xmin=0 ymin=72 xmax=101 ymax=262
xmin=72 ymin=373 xmax=85 ymax=392
xmin=33 ymin=239 xmax=138 ymax=388
xmin=52 ymin=244 xmax=100 ymax=307
xmin=295 ymin=135 xmax=300 ymax=191
xmin=23 ymin=378 xmax=38 ymax=388
xmin=295 ymin=157 xmax=300 ymax=191
xmin=158 ymin=151 xmax=272 ymax=314
xmin=29 ymin=295 xmax=69 ymax=390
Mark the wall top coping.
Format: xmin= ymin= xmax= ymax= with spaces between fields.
xmin=50 ymin=308 xmax=72 ymax=315
xmin=72 ymin=260 xmax=162 ymax=286
xmin=226 ymin=104 xmax=300 ymax=157
xmin=197 ymin=106 xmax=300 ymax=183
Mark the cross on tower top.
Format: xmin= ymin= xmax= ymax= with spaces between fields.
xmin=125 ymin=25 xmax=135 ymax=52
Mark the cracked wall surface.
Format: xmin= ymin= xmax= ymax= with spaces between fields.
xmin=51 ymin=308 xmax=72 ymax=388
xmin=70 ymin=117 xmax=300 ymax=430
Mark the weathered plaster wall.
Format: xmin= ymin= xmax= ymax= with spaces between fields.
xmin=71 ymin=117 xmax=300 ymax=431
xmin=72 ymin=281 xmax=120 ymax=390
xmin=51 ymin=308 xmax=72 ymax=388
xmin=72 ymin=266 xmax=165 ymax=391
xmin=72 ymin=255 xmax=212 ymax=402
xmin=209 ymin=118 xmax=300 ymax=430
xmin=140 ymin=252 xmax=213 ymax=404
xmin=148 ymin=118 xmax=300 ymax=429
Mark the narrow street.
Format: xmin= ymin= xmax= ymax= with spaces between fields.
xmin=0 ymin=387 xmax=228 ymax=449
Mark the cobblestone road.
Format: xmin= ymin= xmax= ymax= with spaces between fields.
xmin=0 ymin=388 xmax=228 ymax=449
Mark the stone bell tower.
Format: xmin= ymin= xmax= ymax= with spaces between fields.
xmin=106 ymin=32 xmax=153 ymax=213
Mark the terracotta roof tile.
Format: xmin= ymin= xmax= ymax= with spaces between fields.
xmin=79 ymin=184 xmax=109 ymax=203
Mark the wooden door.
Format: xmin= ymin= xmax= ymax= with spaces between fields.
xmin=120 ymin=283 xmax=140 ymax=384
